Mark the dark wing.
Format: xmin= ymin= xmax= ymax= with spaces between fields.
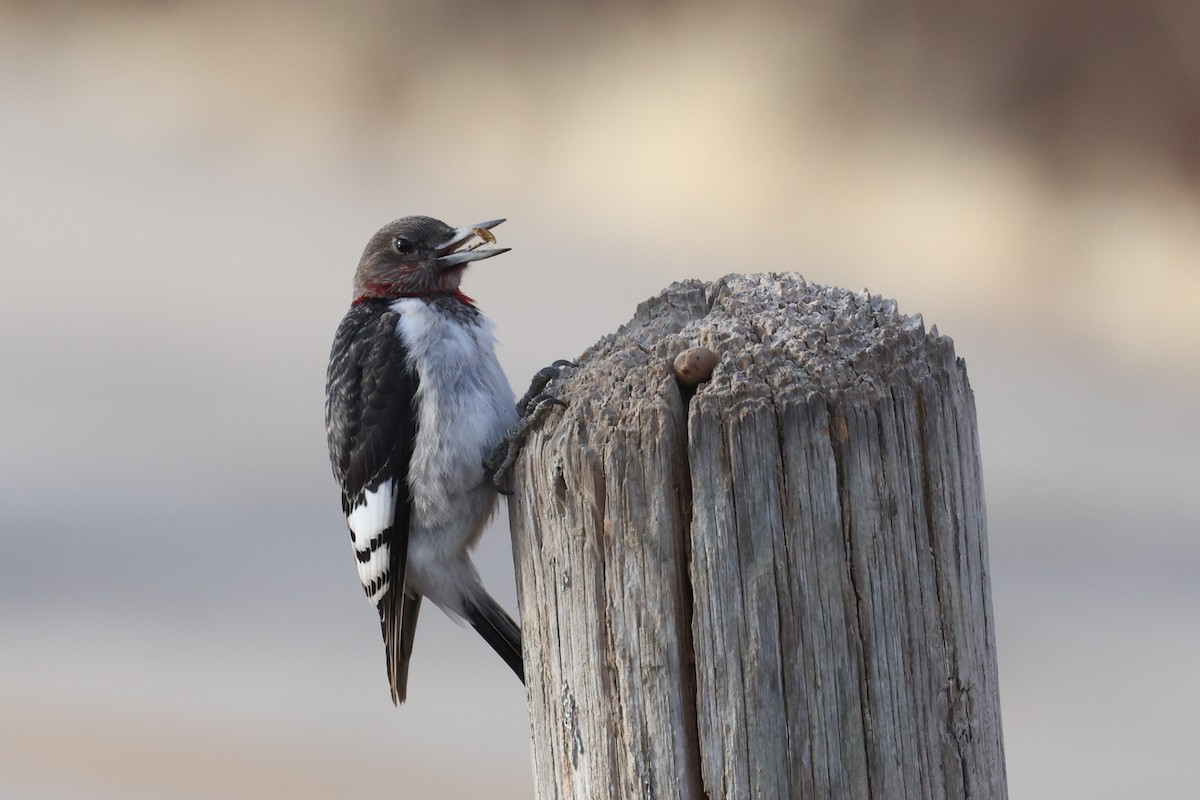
xmin=325 ymin=299 xmax=421 ymax=703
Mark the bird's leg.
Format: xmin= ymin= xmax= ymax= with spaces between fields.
xmin=488 ymin=393 xmax=565 ymax=492
xmin=487 ymin=360 xmax=575 ymax=493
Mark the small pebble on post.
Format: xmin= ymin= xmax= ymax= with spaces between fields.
xmin=673 ymin=346 xmax=719 ymax=389
xmin=506 ymin=273 xmax=1006 ymax=800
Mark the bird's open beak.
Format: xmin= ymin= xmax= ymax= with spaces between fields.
xmin=435 ymin=218 xmax=510 ymax=268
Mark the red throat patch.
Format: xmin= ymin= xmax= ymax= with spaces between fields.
xmin=352 ymin=287 xmax=475 ymax=307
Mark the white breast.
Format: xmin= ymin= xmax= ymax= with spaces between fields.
xmin=391 ymin=298 xmax=517 ymax=530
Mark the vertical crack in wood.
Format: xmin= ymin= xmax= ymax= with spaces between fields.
xmin=769 ymin=397 xmax=799 ymax=797
xmin=827 ymin=400 xmax=878 ymax=800
xmin=674 ymin=391 xmax=707 ymax=799
xmin=720 ymin=407 xmax=755 ymax=798
xmin=591 ymin=441 xmax=624 ymax=796
xmin=916 ymin=381 xmax=973 ymax=797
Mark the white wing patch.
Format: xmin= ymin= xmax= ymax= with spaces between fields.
xmin=347 ymin=479 xmax=397 ymax=605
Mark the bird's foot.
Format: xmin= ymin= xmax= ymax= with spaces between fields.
xmin=487 ymin=360 xmax=575 ymax=493
xmin=517 ymin=359 xmax=574 ymax=416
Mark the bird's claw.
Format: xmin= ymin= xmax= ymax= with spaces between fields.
xmin=517 ymin=359 xmax=576 ymax=416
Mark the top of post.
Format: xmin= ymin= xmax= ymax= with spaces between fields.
xmin=570 ymin=273 xmax=959 ymax=410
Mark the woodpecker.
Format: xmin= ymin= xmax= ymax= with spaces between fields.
xmin=325 ymin=215 xmax=527 ymax=704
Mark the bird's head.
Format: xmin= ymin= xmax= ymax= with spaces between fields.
xmin=352 ymin=216 xmax=509 ymax=303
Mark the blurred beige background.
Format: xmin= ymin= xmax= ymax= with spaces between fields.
xmin=1 ymin=1 xmax=1197 ymax=798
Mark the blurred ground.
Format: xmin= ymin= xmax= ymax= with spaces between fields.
xmin=1 ymin=2 xmax=1197 ymax=798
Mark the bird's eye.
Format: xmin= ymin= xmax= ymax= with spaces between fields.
xmin=393 ymin=237 xmax=415 ymax=255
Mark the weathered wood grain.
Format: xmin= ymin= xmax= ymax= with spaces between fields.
xmin=507 ymin=274 xmax=1006 ymax=799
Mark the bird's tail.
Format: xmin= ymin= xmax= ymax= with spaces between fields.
xmin=463 ymin=592 xmax=525 ymax=683
xmin=380 ymin=589 xmax=422 ymax=704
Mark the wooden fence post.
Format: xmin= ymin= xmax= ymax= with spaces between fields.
xmin=506 ymin=273 xmax=1007 ymax=800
